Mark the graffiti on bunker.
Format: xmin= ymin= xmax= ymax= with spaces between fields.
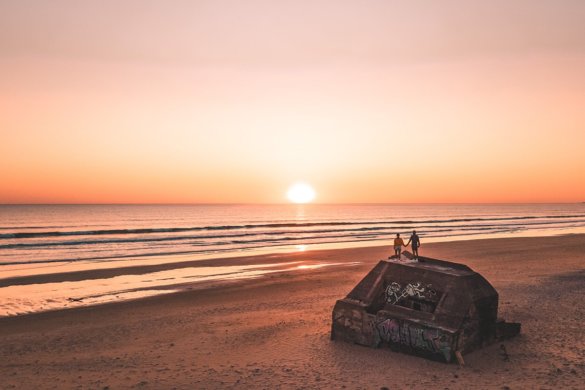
xmin=376 ymin=318 xmax=452 ymax=361
xmin=385 ymin=281 xmax=436 ymax=305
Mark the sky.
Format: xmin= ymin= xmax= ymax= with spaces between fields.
xmin=1 ymin=0 xmax=584 ymax=203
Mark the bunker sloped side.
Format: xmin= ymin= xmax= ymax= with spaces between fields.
xmin=331 ymin=299 xmax=377 ymax=347
xmin=462 ymin=274 xmax=499 ymax=353
xmin=415 ymin=255 xmax=474 ymax=273
xmin=346 ymin=260 xmax=390 ymax=304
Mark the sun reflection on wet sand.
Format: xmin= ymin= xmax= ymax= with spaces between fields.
xmin=295 ymin=263 xmax=349 ymax=270
xmin=0 ymin=261 xmax=359 ymax=317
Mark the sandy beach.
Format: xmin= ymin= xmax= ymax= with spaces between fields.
xmin=1 ymin=234 xmax=584 ymax=389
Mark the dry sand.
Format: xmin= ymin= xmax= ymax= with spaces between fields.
xmin=1 ymin=234 xmax=584 ymax=389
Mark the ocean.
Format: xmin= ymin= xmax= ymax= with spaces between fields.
xmin=1 ymin=203 xmax=585 ymax=316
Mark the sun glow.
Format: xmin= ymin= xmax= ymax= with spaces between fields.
xmin=287 ymin=182 xmax=316 ymax=204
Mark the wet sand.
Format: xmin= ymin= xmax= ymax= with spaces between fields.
xmin=1 ymin=234 xmax=585 ymax=389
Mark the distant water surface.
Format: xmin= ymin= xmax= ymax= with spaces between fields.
xmin=2 ymin=203 xmax=585 ymax=267
xmin=1 ymin=203 xmax=584 ymax=316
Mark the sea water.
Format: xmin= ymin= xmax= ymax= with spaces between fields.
xmin=1 ymin=203 xmax=584 ymax=315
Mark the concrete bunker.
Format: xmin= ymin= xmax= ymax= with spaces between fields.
xmin=331 ymin=253 xmax=520 ymax=363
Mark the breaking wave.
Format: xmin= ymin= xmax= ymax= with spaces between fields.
xmin=1 ymin=204 xmax=585 ymax=266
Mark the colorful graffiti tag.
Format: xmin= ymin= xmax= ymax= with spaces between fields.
xmin=376 ymin=318 xmax=453 ymax=361
xmin=385 ymin=281 xmax=436 ymax=305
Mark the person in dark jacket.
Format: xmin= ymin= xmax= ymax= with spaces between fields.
xmin=405 ymin=230 xmax=421 ymax=259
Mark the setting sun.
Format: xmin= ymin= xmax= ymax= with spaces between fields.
xmin=287 ymin=183 xmax=316 ymax=204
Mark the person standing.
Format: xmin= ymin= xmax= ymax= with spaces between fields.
xmin=405 ymin=230 xmax=421 ymax=259
xmin=392 ymin=233 xmax=406 ymax=258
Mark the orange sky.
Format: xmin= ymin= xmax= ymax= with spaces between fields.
xmin=1 ymin=1 xmax=584 ymax=203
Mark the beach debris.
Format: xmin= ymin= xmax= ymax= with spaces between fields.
xmin=331 ymin=251 xmax=521 ymax=363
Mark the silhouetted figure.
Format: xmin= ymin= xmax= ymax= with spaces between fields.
xmin=406 ymin=230 xmax=421 ymax=259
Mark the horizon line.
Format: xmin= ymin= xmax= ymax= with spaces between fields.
xmin=1 ymin=201 xmax=583 ymax=206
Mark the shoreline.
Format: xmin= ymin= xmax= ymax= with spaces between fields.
xmin=1 ymin=232 xmax=585 ymax=319
xmin=3 ymin=229 xmax=584 ymax=287
xmin=3 ymin=204 xmax=584 ymax=282
xmin=1 ymin=234 xmax=584 ymax=389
